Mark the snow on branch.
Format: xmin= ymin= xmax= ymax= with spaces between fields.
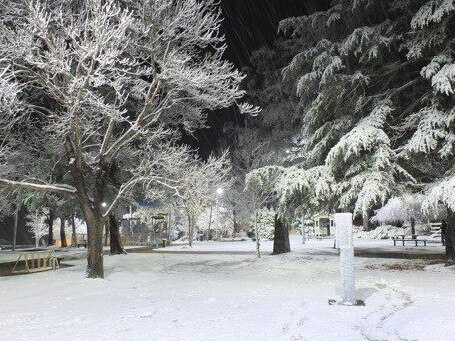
xmin=401 ymin=106 xmax=454 ymax=157
xmin=326 ymin=100 xmax=393 ymax=165
xmin=371 ymin=193 xmax=442 ymax=223
xmin=411 ymin=0 xmax=455 ymax=29
xmin=0 ymin=178 xmax=76 ymax=196
xmin=423 ymin=176 xmax=455 ymax=213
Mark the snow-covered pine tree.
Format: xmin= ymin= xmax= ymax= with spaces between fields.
xmin=278 ymin=0 xmax=432 ymax=228
xmin=241 ymin=40 xmax=302 ymax=161
xmin=276 ymin=165 xmax=337 ymax=221
xmin=231 ymin=39 xmax=302 ymax=249
xmin=400 ymin=0 xmax=455 ymax=261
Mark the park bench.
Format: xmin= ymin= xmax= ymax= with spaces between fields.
xmin=12 ymin=250 xmax=59 ymax=274
xmin=392 ymin=236 xmax=427 ymax=247
xmin=315 ymin=234 xmax=329 ymax=241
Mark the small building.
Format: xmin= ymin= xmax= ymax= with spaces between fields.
xmin=121 ymin=209 xmax=171 ymax=246
xmin=312 ymin=213 xmax=335 ymax=236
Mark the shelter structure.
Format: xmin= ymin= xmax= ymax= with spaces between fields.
xmin=311 ymin=213 xmax=335 ymax=236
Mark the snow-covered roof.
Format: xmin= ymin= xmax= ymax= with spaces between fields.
xmin=312 ymin=213 xmax=334 ymax=220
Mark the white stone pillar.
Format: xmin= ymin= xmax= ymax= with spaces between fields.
xmin=335 ymin=213 xmax=355 ymax=305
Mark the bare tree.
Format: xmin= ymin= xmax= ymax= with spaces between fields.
xmin=245 ymin=166 xmax=285 ymax=257
xmin=177 ymin=153 xmax=230 ymax=247
xmin=0 ymin=0 xmax=257 ymax=277
xmin=27 ymin=211 xmax=48 ymax=247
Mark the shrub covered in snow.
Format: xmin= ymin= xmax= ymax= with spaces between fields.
xmin=353 ymin=222 xmax=434 ymax=239
xmin=353 ymin=225 xmax=411 ymax=239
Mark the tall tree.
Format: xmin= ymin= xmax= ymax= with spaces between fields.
xmin=276 ymin=0 xmax=455 ymax=259
xmin=177 ymin=153 xmax=230 ymax=247
xmin=108 ymin=214 xmax=125 ymax=255
xmin=0 ymin=0 xmax=257 ymax=278
xmin=230 ymin=40 xmax=301 ymax=248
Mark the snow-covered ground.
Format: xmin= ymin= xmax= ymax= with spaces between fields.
xmin=1 ymin=235 xmax=454 ymax=341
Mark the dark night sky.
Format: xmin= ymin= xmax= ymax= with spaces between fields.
xmin=185 ymin=0 xmax=330 ymax=158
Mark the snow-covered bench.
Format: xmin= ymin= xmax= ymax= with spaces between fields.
xmin=392 ymin=237 xmax=427 ymax=247
xmin=313 ymin=234 xmax=331 ymax=241
xmin=12 ymin=250 xmax=59 ymax=274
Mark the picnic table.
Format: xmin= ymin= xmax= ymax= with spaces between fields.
xmin=392 ymin=235 xmax=427 ymax=246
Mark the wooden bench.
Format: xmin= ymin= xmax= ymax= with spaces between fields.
xmin=315 ymin=234 xmax=329 ymax=241
xmin=12 ymin=250 xmax=59 ymax=274
xmin=392 ymin=237 xmax=427 ymax=247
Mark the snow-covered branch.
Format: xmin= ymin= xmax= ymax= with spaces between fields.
xmin=0 ymin=179 xmax=76 ymax=196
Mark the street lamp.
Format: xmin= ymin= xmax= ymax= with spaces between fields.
xmin=215 ymin=188 xmax=224 ymax=239
xmin=101 ymin=202 xmax=108 ymax=246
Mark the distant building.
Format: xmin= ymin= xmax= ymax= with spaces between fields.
xmin=311 ymin=213 xmax=335 ymax=236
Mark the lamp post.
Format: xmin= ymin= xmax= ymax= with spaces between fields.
xmin=101 ymin=202 xmax=108 ymax=246
xmin=215 ymin=188 xmax=223 ymax=240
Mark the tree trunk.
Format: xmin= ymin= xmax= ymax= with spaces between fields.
xmin=410 ymin=217 xmax=416 ymax=239
xmin=66 ymin=138 xmax=106 ymax=278
xmin=60 ymin=218 xmax=67 ymax=247
xmin=71 ymin=214 xmax=77 ymax=247
xmin=85 ymin=212 xmax=104 ymax=278
xmin=233 ymin=207 xmax=240 ymax=235
xmin=446 ymin=208 xmax=455 ymax=264
xmin=12 ymin=210 xmax=18 ymax=252
xmin=188 ymin=215 xmax=193 ymax=247
xmin=109 ymin=214 xmax=125 ymax=255
xmin=128 ymin=205 xmax=133 ymax=236
xmin=254 ymin=207 xmax=261 ymax=258
xmin=362 ymin=212 xmax=370 ymax=231
xmin=272 ymin=214 xmax=290 ymax=254
xmin=207 ymin=205 xmax=213 ymax=241
xmin=104 ymin=223 xmax=109 ymax=246
xmin=47 ymin=210 xmax=54 ymax=245
xmin=167 ymin=213 xmax=171 ymax=242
